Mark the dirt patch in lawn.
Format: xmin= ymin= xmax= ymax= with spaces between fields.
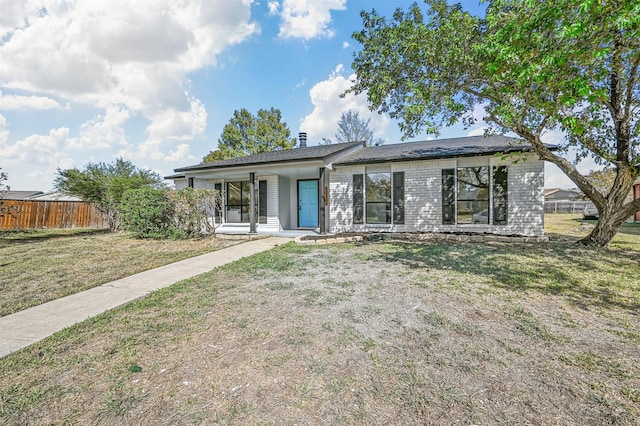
xmin=1 ymin=239 xmax=638 ymax=424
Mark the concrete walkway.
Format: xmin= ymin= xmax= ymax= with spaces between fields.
xmin=0 ymin=236 xmax=291 ymax=359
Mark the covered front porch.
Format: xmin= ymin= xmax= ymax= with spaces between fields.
xmin=184 ymin=161 xmax=330 ymax=234
xmin=167 ymin=141 xmax=366 ymax=235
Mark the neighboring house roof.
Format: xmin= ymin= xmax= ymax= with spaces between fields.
xmin=544 ymin=188 xmax=581 ymax=200
xmin=333 ymin=135 xmax=537 ymax=166
xmin=27 ymin=191 xmax=82 ymax=201
xmin=3 ymin=190 xmax=44 ymax=200
xmin=172 ymin=141 xmax=364 ymax=173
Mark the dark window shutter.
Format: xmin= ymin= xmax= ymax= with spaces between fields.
xmin=493 ymin=166 xmax=508 ymax=225
xmin=442 ymin=169 xmax=455 ymax=225
xmin=258 ymin=180 xmax=267 ymax=224
xmin=353 ymin=174 xmax=364 ymax=224
xmin=393 ymin=171 xmax=405 ymax=224
xmin=213 ymin=183 xmax=222 ymax=222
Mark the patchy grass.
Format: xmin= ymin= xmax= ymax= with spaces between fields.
xmin=0 ymin=228 xmax=246 ymax=316
xmin=545 ymin=212 xmax=640 ymax=250
xmin=1 ymin=214 xmax=639 ymax=424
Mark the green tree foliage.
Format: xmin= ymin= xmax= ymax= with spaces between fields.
xmin=203 ymin=108 xmax=296 ymax=162
xmin=120 ymin=187 xmax=223 ymax=239
xmin=170 ymin=188 xmax=222 ymax=238
xmin=54 ymin=158 xmax=164 ymax=231
xmin=349 ymin=0 xmax=640 ymax=246
xmin=323 ymin=110 xmax=384 ymax=146
xmin=120 ymin=187 xmax=176 ymax=239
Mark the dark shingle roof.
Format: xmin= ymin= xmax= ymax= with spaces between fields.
xmin=174 ymin=141 xmax=364 ymax=172
xmin=334 ymin=135 xmax=534 ymax=166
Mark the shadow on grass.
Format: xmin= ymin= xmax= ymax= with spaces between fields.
xmin=0 ymin=228 xmax=109 ymax=246
xmin=373 ymin=241 xmax=640 ymax=314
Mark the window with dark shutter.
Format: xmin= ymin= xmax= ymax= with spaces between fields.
xmin=214 ymin=183 xmax=222 ymax=223
xmin=393 ymin=171 xmax=404 ymax=224
xmin=258 ymin=180 xmax=267 ymax=224
xmin=493 ymin=166 xmax=508 ymax=225
xmin=353 ymin=174 xmax=364 ymax=224
xmin=188 ymin=177 xmax=194 ymax=188
xmin=442 ymin=169 xmax=455 ymax=224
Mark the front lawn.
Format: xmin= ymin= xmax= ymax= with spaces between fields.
xmin=1 ymin=215 xmax=638 ymax=424
xmin=0 ymin=229 xmax=246 ymax=316
xmin=545 ymin=212 xmax=640 ymax=250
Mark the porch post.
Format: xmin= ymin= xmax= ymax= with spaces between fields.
xmin=319 ymin=167 xmax=326 ymax=234
xmin=249 ymin=172 xmax=257 ymax=234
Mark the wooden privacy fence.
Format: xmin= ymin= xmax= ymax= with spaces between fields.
xmin=0 ymin=200 xmax=107 ymax=230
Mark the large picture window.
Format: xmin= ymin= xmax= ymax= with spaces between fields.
xmin=226 ymin=181 xmax=250 ymax=223
xmin=457 ymin=166 xmax=489 ymax=224
xmin=353 ymin=171 xmax=404 ymax=225
xmin=366 ymin=172 xmax=391 ymax=224
xmin=441 ymin=166 xmax=508 ymax=225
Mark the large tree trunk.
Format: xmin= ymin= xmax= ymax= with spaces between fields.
xmin=578 ymin=206 xmax=629 ymax=246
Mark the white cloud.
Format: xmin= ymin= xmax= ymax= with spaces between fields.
xmin=300 ymin=64 xmax=390 ymax=144
xmin=66 ymin=106 xmax=130 ymax=150
xmin=293 ymin=78 xmax=307 ymax=90
xmin=0 ymin=114 xmax=9 ymax=146
xmin=0 ymin=122 xmax=74 ymax=188
xmin=277 ymin=0 xmax=346 ymax=40
xmin=0 ymin=1 xmax=31 ymax=36
xmin=464 ymin=103 xmax=490 ymax=136
xmin=0 ymin=91 xmax=60 ymax=110
xmin=146 ymin=100 xmax=208 ymax=143
xmin=165 ymin=143 xmax=196 ymax=163
xmin=466 ymin=127 xmax=487 ymax=137
xmin=117 ymin=100 xmax=206 ymax=162
xmin=268 ymin=1 xmax=280 ymax=15
xmin=0 ymin=0 xmax=258 ymax=153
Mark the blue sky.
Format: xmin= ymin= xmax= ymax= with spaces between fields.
xmin=0 ymin=0 xmax=591 ymax=191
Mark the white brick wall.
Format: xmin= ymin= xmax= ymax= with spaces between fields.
xmin=263 ymin=175 xmax=280 ymax=230
xmin=329 ymin=154 xmax=545 ymax=236
xmin=186 ymin=176 xmax=281 ymax=231
xmin=173 ymin=179 xmax=188 ymax=190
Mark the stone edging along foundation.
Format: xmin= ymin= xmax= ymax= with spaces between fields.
xmin=294 ymin=233 xmax=549 ymax=245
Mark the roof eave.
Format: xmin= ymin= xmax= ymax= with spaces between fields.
xmin=334 ymin=147 xmax=534 ymax=166
xmin=174 ymin=156 xmax=327 ymax=173
xmin=173 ymin=141 xmax=364 ymax=173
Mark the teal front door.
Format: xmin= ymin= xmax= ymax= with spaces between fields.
xmin=298 ymin=180 xmax=319 ymax=228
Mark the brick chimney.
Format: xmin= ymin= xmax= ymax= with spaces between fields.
xmin=298 ymin=132 xmax=307 ymax=148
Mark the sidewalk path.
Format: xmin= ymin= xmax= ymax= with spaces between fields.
xmin=0 ymin=236 xmax=291 ymax=359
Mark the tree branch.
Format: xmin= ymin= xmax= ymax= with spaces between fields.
xmin=463 ymin=87 xmax=501 ymax=104
xmin=624 ymin=51 xmax=640 ymax=123
xmin=618 ymin=198 xmax=640 ymax=222
xmin=488 ymin=114 xmax=607 ymax=208
xmin=535 ymin=115 xmax=550 ymax=137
